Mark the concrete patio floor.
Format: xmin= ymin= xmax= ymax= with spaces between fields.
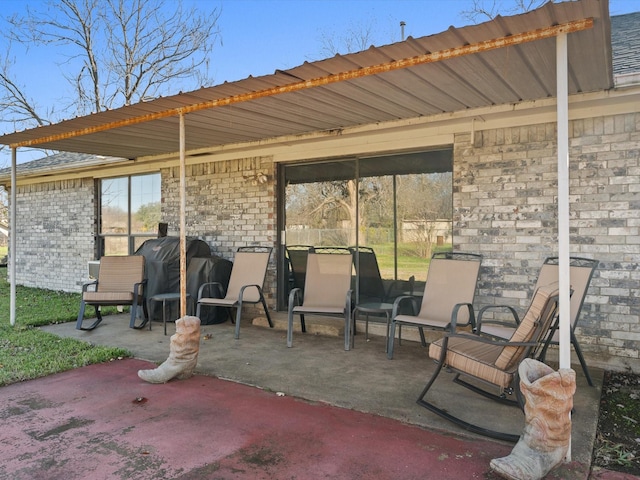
xmin=6 ymin=311 xmax=617 ymax=479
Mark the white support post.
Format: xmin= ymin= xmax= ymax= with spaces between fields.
xmin=179 ymin=113 xmax=187 ymax=318
xmin=10 ymin=148 xmax=17 ymax=326
xmin=556 ymin=33 xmax=571 ymax=371
xmin=556 ymin=32 xmax=572 ymax=462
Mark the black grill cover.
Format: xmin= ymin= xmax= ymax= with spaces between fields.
xmin=186 ymin=256 xmax=233 ymax=324
xmin=134 ymin=237 xmax=211 ymax=320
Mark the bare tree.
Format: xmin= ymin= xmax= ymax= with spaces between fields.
xmin=313 ymin=12 xmax=400 ymax=59
xmin=460 ymin=0 xmax=546 ymax=23
xmin=317 ymin=21 xmax=377 ymax=57
xmin=1 ymin=0 xmax=221 ymax=127
xmin=0 ymin=0 xmax=221 ymax=226
xmin=396 ymin=172 xmax=452 ymax=258
xmin=286 ymin=180 xmax=358 ymax=245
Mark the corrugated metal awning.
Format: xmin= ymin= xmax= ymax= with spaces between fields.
xmin=0 ymin=0 xmax=612 ymax=160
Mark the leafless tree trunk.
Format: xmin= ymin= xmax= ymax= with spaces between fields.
xmin=1 ymin=0 xmax=221 ymax=125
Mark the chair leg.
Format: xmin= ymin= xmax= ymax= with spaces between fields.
xmin=416 ymin=361 xmax=520 ymax=443
xmin=234 ymin=301 xmax=243 ymax=339
xmin=76 ymin=301 xmax=86 ymax=329
xmin=343 ymin=312 xmax=351 ymax=351
xmin=571 ymin=331 xmax=594 ymax=387
xmin=142 ymin=299 xmax=149 ymax=323
xmin=287 ymin=308 xmax=295 ymax=348
xmin=146 ymin=299 xmax=153 ymax=331
xmin=384 ymin=311 xmax=391 ymax=354
xmin=130 ymin=304 xmax=148 ymax=329
xmin=260 ymin=295 xmax=274 ymax=328
xmin=351 ymin=313 xmax=357 ymax=349
xmin=387 ymin=320 xmax=397 ymax=359
xmin=76 ymin=302 xmax=103 ymax=331
xmin=418 ymin=327 xmax=427 ymax=347
xmin=537 ymin=333 xmax=594 ymax=387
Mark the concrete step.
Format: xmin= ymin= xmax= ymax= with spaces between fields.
xmin=251 ymin=312 xmax=437 ymax=344
xmin=252 ymin=314 xmax=343 ymax=337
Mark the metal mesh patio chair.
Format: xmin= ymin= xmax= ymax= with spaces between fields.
xmin=285 ymin=245 xmax=315 ymax=294
xmin=196 ymin=246 xmax=273 ymax=339
xmin=386 ymin=252 xmax=482 ymax=359
xmin=76 ymin=255 xmax=148 ymax=331
xmin=348 ymin=246 xmax=411 ymax=303
xmin=287 ymin=251 xmax=354 ymax=350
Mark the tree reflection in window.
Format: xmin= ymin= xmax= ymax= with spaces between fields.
xmin=99 ymin=173 xmax=160 ymax=256
xmin=283 ymin=149 xmax=453 ymax=297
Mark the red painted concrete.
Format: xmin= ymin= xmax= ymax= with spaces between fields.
xmin=0 ymin=358 xmax=633 ymax=480
xmin=0 ymin=358 xmax=514 ymax=479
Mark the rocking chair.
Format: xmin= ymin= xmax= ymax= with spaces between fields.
xmin=417 ymin=282 xmax=560 ymax=442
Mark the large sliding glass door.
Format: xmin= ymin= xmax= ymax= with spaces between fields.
xmin=277 ymin=148 xmax=453 ymax=309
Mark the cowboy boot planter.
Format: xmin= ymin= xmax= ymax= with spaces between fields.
xmin=490 ymin=358 xmax=576 ymax=480
xmin=138 ymin=316 xmax=201 ymax=384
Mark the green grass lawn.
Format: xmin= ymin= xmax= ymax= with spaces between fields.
xmin=0 ymin=267 xmax=130 ymax=387
xmin=372 ymin=243 xmax=452 ymax=283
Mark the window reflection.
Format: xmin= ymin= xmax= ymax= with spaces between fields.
xmin=283 ymin=149 xmax=452 ymax=304
xmin=99 ymin=173 xmax=161 ymax=256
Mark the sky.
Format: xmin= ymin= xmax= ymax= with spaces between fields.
xmin=209 ymin=0 xmax=640 ymax=83
xmin=1 ymin=0 xmax=639 ymax=167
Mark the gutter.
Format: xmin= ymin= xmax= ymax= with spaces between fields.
xmin=615 ymin=72 xmax=640 ymax=87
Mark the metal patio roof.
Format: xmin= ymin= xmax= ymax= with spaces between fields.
xmin=0 ymin=0 xmax=612 ymax=160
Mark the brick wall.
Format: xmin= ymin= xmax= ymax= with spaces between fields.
xmin=453 ymin=113 xmax=640 ymax=370
xmin=161 ymin=156 xmax=277 ymax=309
xmin=7 ymin=115 xmax=638 ymax=369
xmin=12 ymin=178 xmax=96 ymax=292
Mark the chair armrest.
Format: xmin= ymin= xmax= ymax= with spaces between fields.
xmin=197 ymin=282 xmax=225 ymax=300
xmin=445 ymin=331 xmax=539 ymax=347
xmin=238 ymin=283 xmax=262 ymax=300
xmin=391 ymin=295 xmax=419 ymax=318
xmin=474 ymin=304 xmax=520 ymax=333
xmin=133 ymin=278 xmax=147 ymax=296
xmin=438 ymin=330 xmax=541 ymax=356
xmin=81 ymin=280 xmax=98 ymax=292
xmin=449 ymin=302 xmax=476 ymax=331
xmin=288 ymin=287 xmax=302 ymax=310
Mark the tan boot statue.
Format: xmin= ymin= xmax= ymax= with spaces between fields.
xmin=138 ymin=316 xmax=201 ymax=384
xmin=490 ymin=358 xmax=576 ymax=480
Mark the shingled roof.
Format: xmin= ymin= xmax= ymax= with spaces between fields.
xmin=611 ymin=12 xmax=640 ymax=76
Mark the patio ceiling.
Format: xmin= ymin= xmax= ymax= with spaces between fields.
xmin=0 ymin=0 xmax=612 ymax=160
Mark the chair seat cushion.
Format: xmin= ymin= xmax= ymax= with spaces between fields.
xmin=429 ymin=336 xmax=513 ymax=389
xmin=199 ymin=297 xmax=237 ymax=307
xmin=83 ymin=291 xmax=134 ymax=304
xmin=293 ymin=305 xmax=345 ymax=315
xmin=394 ymin=314 xmax=450 ymax=329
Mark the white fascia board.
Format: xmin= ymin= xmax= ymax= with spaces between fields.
xmin=9 ymin=86 xmax=640 ymax=185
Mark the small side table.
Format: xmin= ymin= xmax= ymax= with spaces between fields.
xmin=148 ymin=293 xmax=192 ymax=335
xmin=353 ymin=302 xmax=393 ymax=352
